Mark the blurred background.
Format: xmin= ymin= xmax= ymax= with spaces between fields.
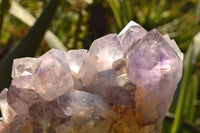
xmin=0 ymin=0 xmax=200 ymax=132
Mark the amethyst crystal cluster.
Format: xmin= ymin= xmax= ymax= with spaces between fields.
xmin=0 ymin=21 xmax=183 ymax=133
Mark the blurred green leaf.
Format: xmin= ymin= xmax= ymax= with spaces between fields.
xmin=0 ymin=0 xmax=61 ymax=90
xmin=171 ymin=31 xmax=200 ymax=133
xmin=182 ymin=73 xmax=198 ymax=133
xmin=124 ymin=0 xmax=133 ymax=23
xmin=187 ymin=74 xmax=198 ymax=121
xmin=171 ymin=45 xmax=193 ymax=133
xmin=9 ymin=1 xmax=67 ymax=51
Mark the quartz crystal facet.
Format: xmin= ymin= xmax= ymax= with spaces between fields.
xmin=0 ymin=21 xmax=183 ymax=133
xmin=33 ymin=49 xmax=74 ymax=101
xmin=127 ymin=29 xmax=183 ymax=126
xmin=118 ymin=21 xmax=147 ymax=52
xmin=79 ymin=34 xmax=123 ymax=86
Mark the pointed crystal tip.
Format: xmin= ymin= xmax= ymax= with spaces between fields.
xmin=118 ymin=21 xmax=140 ymax=36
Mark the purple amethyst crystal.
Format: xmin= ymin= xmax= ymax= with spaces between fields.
xmin=0 ymin=21 xmax=183 ymax=133
xmin=118 ymin=21 xmax=148 ymax=52
xmin=127 ymin=29 xmax=183 ymax=126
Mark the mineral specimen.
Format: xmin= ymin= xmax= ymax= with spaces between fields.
xmin=0 ymin=21 xmax=183 ymax=133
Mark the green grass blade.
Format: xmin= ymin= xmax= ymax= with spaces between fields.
xmin=107 ymin=0 xmax=122 ymax=29
xmin=120 ymin=0 xmax=128 ymax=26
xmin=188 ymin=74 xmax=198 ymax=121
xmin=183 ymin=73 xmax=198 ymax=121
xmin=125 ymin=0 xmax=133 ymax=22
xmin=182 ymin=74 xmax=198 ymax=133
xmin=9 ymin=1 xmax=67 ymax=51
xmin=171 ymin=44 xmax=193 ymax=133
xmin=0 ymin=0 xmax=61 ymax=90
xmin=120 ymin=0 xmax=133 ymax=26
xmin=171 ymin=31 xmax=200 ymax=132
xmin=164 ymin=113 xmax=200 ymax=133
xmin=183 ymin=78 xmax=194 ymax=120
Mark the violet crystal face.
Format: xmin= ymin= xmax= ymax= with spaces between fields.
xmin=0 ymin=21 xmax=183 ymax=133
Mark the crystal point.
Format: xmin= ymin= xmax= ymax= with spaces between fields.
xmin=163 ymin=34 xmax=184 ymax=61
xmin=11 ymin=57 xmax=36 ymax=89
xmin=33 ymin=49 xmax=74 ymax=101
xmin=127 ymin=29 xmax=183 ymax=125
xmin=79 ymin=34 xmax=123 ymax=86
xmin=118 ymin=22 xmax=147 ymax=52
xmin=11 ymin=57 xmax=36 ymax=78
xmin=66 ymin=49 xmax=87 ymax=74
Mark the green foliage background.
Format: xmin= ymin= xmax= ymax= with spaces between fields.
xmin=0 ymin=0 xmax=200 ymax=132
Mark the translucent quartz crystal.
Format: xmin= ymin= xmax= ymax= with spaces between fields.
xmin=66 ymin=49 xmax=87 ymax=74
xmin=58 ymin=90 xmax=109 ymax=118
xmin=7 ymin=86 xmax=43 ymax=114
xmin=11 ymin=57 xmax=36 ymax=89
xmin=82 ymin=70 xmax=136 ymax=108
xmin=65 ymin=49 xmax=87 ymax=90
xmin=79 ymin=34 xmax=123 ymax=86
xmin=49 ymin=99 xmax=67 ymax=118
xmin=127 ymin=29 xmax=183 ymax=126
xmin=118 ymin=21 xmax=148 ymax=52
xmin=33 ymin=49 xmax=74 ymax=101
xmin=163 ymin=34 xmax=184 ymax=61
xmin=0 ymin=21 xmax=183 ymax=133
xmin=0 ymin=89 xmax=16 ymax=132
xmin=11 ymin=57 xmax=36 ymax=78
